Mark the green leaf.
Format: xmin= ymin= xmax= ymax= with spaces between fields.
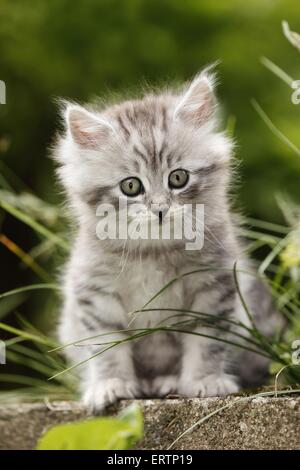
xmin=36 ymin=403 xmax=143 ymax=450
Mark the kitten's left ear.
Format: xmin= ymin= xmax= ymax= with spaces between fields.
xmin=174 ymin=67 xmax=217 ymax=126
xmin=65 ymin=104 xmax=115 ymax=150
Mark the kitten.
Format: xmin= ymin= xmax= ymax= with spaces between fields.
xmin=54 ymin=67 xmax=280 ymax=411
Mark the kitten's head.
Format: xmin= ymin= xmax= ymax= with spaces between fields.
xmin=55 ymin=67 xmax=233 ymax=252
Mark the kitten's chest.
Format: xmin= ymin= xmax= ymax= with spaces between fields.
xmin=114 ymin=260 xmax=185 ymax=326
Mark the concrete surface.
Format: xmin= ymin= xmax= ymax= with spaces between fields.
xmin=0 ymin=395 xmax=299 ymax=450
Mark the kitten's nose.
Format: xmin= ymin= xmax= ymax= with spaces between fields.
xmin=151 ymin=204 xmax=169 ymax=224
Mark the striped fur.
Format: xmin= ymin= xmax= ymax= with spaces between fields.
xmin=54 ymin=68 xmax=281 ymax=411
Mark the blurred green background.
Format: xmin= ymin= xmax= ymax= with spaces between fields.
xmin=0 ymin=0 xmax=300 ymax=320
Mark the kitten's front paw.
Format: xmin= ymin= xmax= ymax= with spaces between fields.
xmin=151 ymin=375 xmax=178 ymax=397
xmin=179 ymin=374 xmax=239 ymax=398
xmin=83 ymin=378 xmax=140 ymax=413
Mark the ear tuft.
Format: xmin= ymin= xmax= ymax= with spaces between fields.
xmin=65 ymin=105 xmax=114 ymax=149
xmin=174 ymin=65 xmax=218 ymax=126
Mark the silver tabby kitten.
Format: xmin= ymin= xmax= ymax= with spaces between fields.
xmin=55 ymin=68 xmax=280 ymax=411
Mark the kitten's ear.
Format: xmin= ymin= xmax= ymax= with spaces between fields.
xmin=174 ymin=68 xmax=217 ymax=126
xmin=65 ymin=104 xmax=115 ymax=149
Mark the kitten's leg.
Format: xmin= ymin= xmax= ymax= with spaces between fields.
xmin=60 ymin=294 xmax=140 ymax=412
xmin=178 ymin=290 xmax=239 ymax=397
xmin=81 ymin=332 xmax=141 ymax=412
xmin=178 ymin=335 xmax=239 ymax=397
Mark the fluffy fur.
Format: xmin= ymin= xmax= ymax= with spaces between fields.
xmin=54 ymin=68 xmax=280 ymax=411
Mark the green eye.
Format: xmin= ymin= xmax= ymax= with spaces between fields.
xmin=169 ymin=169 xmax=189 ymax=189
xmin=120 ymin=177 xmax=143 ymax=197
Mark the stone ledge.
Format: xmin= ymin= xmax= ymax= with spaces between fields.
xmin=0 ymin=396 xmax=300 ymax=450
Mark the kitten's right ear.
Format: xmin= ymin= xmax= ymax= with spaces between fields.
xmin=173 ymin=66 xmax=217 ymax=127
xmin=65 ymin=104 xmax=115 ymax=149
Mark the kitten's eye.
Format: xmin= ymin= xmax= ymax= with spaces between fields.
xmin=120 ymin=177 xmax=143 ymax=197
xmin=169 ymin=169 xmax=189 ymax=189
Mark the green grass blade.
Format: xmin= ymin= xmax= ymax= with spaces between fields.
xmin=0 ymin=283 xmax=59 ymax=300
xmin=0 ymin=197 xmax=69 ymax=251
xmin=0 ymin=321 xmax=57 ymax=347
xmin=252 ymin=99 xmax=300 ymax=157
xmin=261 ymin=56 xmax=294 ymax=87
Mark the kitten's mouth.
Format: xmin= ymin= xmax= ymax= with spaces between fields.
xmin=151 ymin=207 xmax=169 ymax=225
